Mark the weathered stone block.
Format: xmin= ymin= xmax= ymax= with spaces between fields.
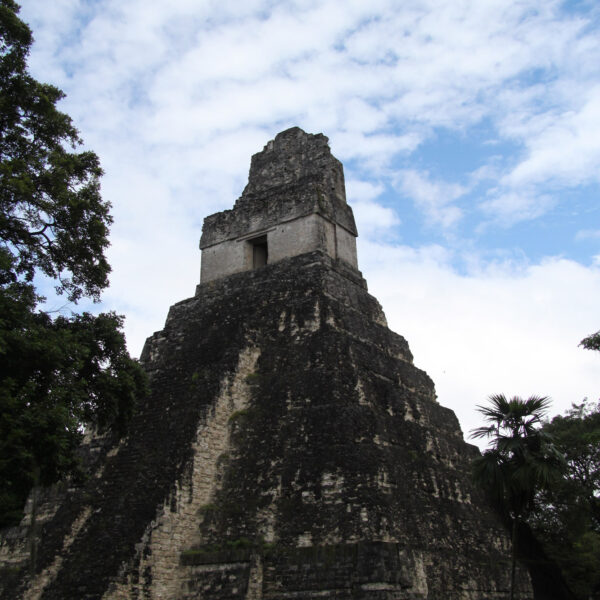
xmin=200 ymin=127 xmax=359 ymax=283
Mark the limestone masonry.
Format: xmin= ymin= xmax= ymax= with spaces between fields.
xmin=200 ymin=128 xmax=357 ymax=282
xmin=1 ymin=127 xmax=533 ymax=599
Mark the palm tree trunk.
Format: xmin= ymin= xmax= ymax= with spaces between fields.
xmin=510 ymin=517 xmax=517 ymax=600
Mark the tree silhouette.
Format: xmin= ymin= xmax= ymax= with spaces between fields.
xmin=471 ymin=394 xmax=565 ymax=600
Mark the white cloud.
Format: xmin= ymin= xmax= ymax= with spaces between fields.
xmin=345 ymin=179 xmax=401 ymax=236
xmin=479 ymin=190 xmax=556 ymax=226
xmin=333 ymin=131 xmax=421 ymax=170
xmin=501 ymin=86 xmax=600 ymax=189
xmin=576 ymin=229 xmax=600 ymax=241
xmin=346 ymin=179 xmax=384 ymax=203
xmin=22 ymin=0 xmax=599 ymax=157
xmin=395 ymin=170 xmax=466 ymax=228
xmin=352 ymin=202 xmax=400 ymax=238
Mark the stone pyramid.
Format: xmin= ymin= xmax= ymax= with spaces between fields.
xmin=1 ymin=128 xmax=531 ymax=599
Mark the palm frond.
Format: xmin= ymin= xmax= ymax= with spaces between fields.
xmin=471 ymin=393 xmax=564 ymax=523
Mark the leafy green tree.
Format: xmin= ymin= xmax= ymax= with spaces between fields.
xmin=471 ymin=394 xmax=565 ymax=600
xmin=580 ymin=331 xmax=600 ymax=352
xmin=529 ymin=400 xmax=600 ymax=599
xmin=0 ymin=0 xmax=110 ymax=301
xmin=0 ymin=0 xmax=147 ymax=544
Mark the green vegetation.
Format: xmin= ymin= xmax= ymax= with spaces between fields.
xmin=180 ymin=539 xmax=355 ymax=566
xmin=580 ymin=331 xmax=600 ymax=352
xmin=226 ymin=536 xmax=253 ymax=549
xmin=244 ymin=372 xmax=261 ymax=385
xmin=0 ymin=0 xmax=147 ymax=536
xmin=261 ymin=541 xmax=276 ymax=552
xmin=530 ymin=400 xmax=600 ymax=599
xmin=180 ymin=538 xmax=256 ymax=565
xmin=471 ymin=394 xmax=565 ymax=600
xmin=472 ymin=332 xmax=600 ymax=599
xmin=228 ymin=409 xmax=250 ymax=421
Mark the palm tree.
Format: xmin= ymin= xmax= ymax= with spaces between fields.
xmin=471 ymin=394 xmax=565 ymax=600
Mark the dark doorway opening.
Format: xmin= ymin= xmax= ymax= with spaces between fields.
xmin=251 ymin=235 xmax=268 ymax=269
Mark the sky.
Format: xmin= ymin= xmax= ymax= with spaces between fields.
xmin=18 ymin=0 xmax=600 ymax=444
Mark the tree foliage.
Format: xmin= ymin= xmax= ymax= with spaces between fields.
xmin=0 ymin=1 xmax=147 ymax=529
xmin=0 ymin=0 xmax=110 ymax=302
xmin=530 ymin=401 xmax=600 ymax=599
xmin=471 ymin=394 xmax=565 ymax=520
xmin=471 ymin=394 xmax=565 ymax=600
xmin=580 ymin=331 xmax=600 ymax=353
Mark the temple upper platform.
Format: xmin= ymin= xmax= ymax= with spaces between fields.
xmin=199 ymin=127 xmax=358 ymax=284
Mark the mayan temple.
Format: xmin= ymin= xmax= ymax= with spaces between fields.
xmin=0 ymin=127 xmax=534 ymax=599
